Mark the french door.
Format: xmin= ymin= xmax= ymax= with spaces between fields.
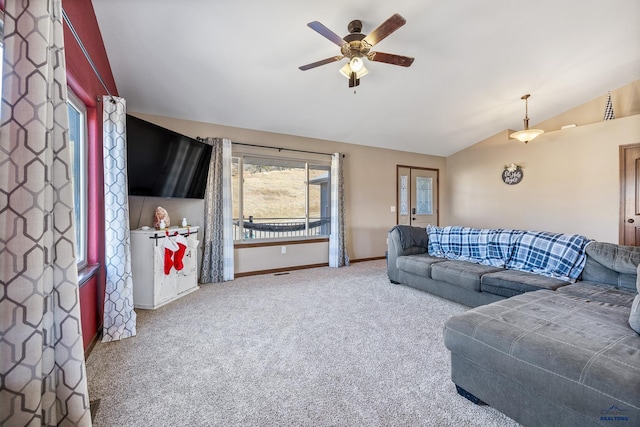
xmin=397 ymin=166 xmax=439 ymax=227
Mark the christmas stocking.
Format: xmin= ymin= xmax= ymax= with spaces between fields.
xmin=163 ymin=235 xmax=179 ymax=275
xmin=173 ymin=233 xmax=188 ymax=271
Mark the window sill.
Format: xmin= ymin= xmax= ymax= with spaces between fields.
xmin=234 ymin=237 xmax=328 ymax=249
xmin=78 ymin=263 xmax=100 ymax=287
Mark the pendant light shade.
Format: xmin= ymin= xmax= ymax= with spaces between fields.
xmin=339 ymin=59 xmax=369 ymax=88
xmin=339 ymin=60 xmax=369 ymax=79
xmin=510 ymin=94 xmax=544 ymax=143
xmin=510 ymin=128 xmax=544 ymax=144
xmin=349 ymin=57 xmax=364 ymax=73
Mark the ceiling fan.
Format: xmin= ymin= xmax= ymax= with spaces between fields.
xmin=299 ymin=13 xmax=415 ymax=88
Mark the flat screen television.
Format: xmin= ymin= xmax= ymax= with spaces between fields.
xmin=126 ymin=115 xmax=212 ymax=199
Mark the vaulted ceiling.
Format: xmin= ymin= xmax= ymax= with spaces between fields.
xmin=91 ymin=0 xmax=640 ymax=157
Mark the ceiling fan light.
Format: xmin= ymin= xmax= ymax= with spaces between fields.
xmin=509 ymin=128 xmax=544 ymax=143
xmin=350 ymin=56 xmax=364 ymax=72
xmin=339 ymin=62 xmax=368 ymax=79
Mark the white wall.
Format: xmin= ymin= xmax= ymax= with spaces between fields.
xmin=128 ymin=196 xmax=204 ymax=232
xmin=128 ymin=113 xmax=446 ymax=275
xmin=234 ymin=242 xmax=329 ymax=274
xmin=446 ymin=114 xmax=640 ymax=243
xmin=128 ymin=195 xmax=205 ymax=271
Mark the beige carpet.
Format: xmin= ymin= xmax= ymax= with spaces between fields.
xmin=86 ymin=260 xmax=520 ymax=426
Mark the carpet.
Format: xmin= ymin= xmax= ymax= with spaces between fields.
xmin=86 ymin=260 xmax=519 ymax=426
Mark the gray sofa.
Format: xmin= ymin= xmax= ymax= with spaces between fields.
xmin=387 ymin=225 xmax=640 ymax=426
xmin=387 ymin=225 xmax=582 ymax=307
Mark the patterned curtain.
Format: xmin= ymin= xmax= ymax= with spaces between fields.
xmin=329 ymin=153 xmax=350 ymax=267
xmin=102 ymin=96 xmax=137 ymax=342
xmin=200 ymin=138 xmax=234 ymax=283
xmin=0 ymin=1 xmax=92 ymax=425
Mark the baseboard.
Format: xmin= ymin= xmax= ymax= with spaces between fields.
xmin=233 ymin=256 xmax=385 ymax=278
xmin=84 ymin=329 xmax=102 ymax=358
xmin=350 ymin=256 xmax=385 ymax=263
xmin=234 ymin=263 xmax=329 ymax=278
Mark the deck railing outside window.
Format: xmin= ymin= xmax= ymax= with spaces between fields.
xmin=234 ymin=216 xmax=330 ymax=240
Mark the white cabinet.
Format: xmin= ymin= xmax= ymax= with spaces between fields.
xmin=130 ymin=226 xmax=200 ymax=309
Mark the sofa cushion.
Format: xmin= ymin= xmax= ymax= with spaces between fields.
xmin=558 ymin=282 xmax=636 ymax=307
xmin=396 ymin=253 xmax=446 ymax=277
xmin=430 ymin=261 xmax=503 ymax=292
xmin=583 ymin=242 xmax=640 ymax=290
xmin=443 ymin=290 xmax=640 ymax=423
xmin=505 ymin=230 xmax=590 ymax=282
xmin=480 ymin=269 xmax=570 ymax=298
xmin=397 ymin=245 xmax=428 ymax=257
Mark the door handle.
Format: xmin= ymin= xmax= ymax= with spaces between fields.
xmin=412 ymin=207 xmax=416 ymax=215
xmin=628 ymin=218 xmax=635 ymax=223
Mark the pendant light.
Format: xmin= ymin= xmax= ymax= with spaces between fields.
xmin=510 ymin=94 xmax=544 ymax=143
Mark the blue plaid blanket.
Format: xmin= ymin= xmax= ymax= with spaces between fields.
xmin=427 ymin=226 xmax=487 ymax=263
xmin=427 ymin=226 xmax=523 ymax=267
xmin=427 ymin=226 xmax=591 ymax=281
xmin=506 ymin=231 xmax=591 ymax=282
xmin=486 ymin=228 xmax=526 ymax=266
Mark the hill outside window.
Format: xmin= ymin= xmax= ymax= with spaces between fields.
xmin=232 ymin=154 xmax=331 ymax=241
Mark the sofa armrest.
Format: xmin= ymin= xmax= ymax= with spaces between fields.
xmin=387 ymin=226 xmax=428 ymax=283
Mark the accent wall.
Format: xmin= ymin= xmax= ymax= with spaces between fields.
xmin=62 ymin=0 xmax=118 ymax=352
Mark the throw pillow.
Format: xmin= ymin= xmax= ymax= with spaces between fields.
xmin=629 ymin=264 xmax=640 ymax=335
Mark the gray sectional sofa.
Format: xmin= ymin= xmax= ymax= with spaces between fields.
xmin=387 ymin=225 xmax=584 ymax=307
xmin=387 ymin=225 xmax=640 ymax=427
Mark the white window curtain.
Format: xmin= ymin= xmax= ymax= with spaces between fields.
xmin=329 ymin=153 xmax=350 ymax=267
xmin=200 ymin=138 xmax=234 ymax=283
xmin=102 ymin=96 xmax=137 ymax=342
xmin=0 ymin=1 xmax=92 ymax=425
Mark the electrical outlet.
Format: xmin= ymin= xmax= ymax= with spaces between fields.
xmin=390 ymin=206 xmax=396 ymax=212
xmin=281 ymin=246 xmax=286 ymax=254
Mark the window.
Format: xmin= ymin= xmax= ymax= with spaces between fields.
xmin=415 ymin=176 xmax=433 ymax=215
xmin=232 ymin=154 xmax=331 ymax=241
xmin=67 ymin=90 xmax=88 ymax=267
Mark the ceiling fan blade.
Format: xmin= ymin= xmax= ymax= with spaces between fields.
xmin=299 ymin=56 xmax=344 ymax=71
xmin=363 ymin=13 xmax=407 ymax=47
xmin=307 ymin=21 xmax=346 ymax=46
xmin=369 ymin=51 xmax=414 ymax=67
